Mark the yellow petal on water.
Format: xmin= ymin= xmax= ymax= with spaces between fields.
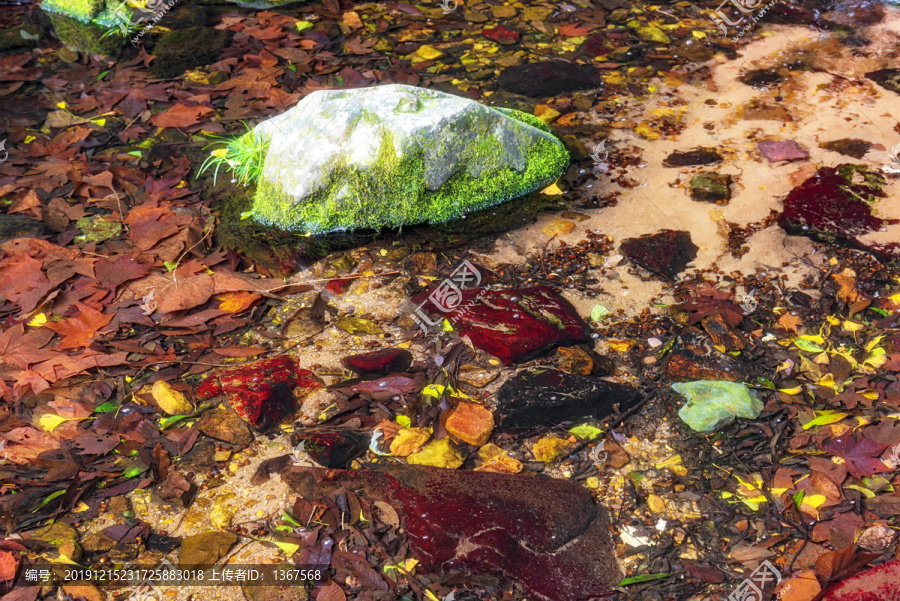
xmin=540 ymin=181 xmax=563 ymax=196
xmin=542 ymin=219 xmax=575 ymax=237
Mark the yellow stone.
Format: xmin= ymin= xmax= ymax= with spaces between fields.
xmin=532 ymin=437 xmax=572 ymax=463
xmin=390 ymin=427 xmax=432 ymax=457
xmin=445 ymin=402 xmax=494 ymax=447
xmin=406 ymin=438 xmax=464 ymax=469
xmin=210 ymin=504 xmax=233 ymax=530
xmin=648 ymin=494 xmax=666 ymax=513
xmin=416 ymin=45 xmax=444 ymax=60
xmin=475 ymin=443 xmax=522 ymax=474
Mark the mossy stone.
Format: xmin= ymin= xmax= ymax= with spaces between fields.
xmin=240 ymin=85 xmax=568 ymax=234
xmin=45 ymin=11 xmax=124 ymax=55
xmin=0 ymin=25 xmax=43 ymax=50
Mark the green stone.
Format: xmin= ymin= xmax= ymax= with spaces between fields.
xmin=689 ymin=173 xmax=732 ymax=204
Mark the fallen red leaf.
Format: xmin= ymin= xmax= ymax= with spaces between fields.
xmin=45 ymin=303 xmax=113 ymax=350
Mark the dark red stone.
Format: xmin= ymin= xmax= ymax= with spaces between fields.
xmin=866 ymin=69 xmax=900 ymax=94
xmin=291 ymin=430 xmax=370 ymax=468
xmin=778 ymin=164 xmax=900 ymax=261
xmin=413 ymin=286 xmax=590 ymax=365
xmin=483 ymin=25 xmax=520 ymax=45
xmin=341 ymin=348 xmax=413 ymax=377
xmin=620 ymin=230 xmax=698 ymax=281
xmin=498 ymin=60 xmax=604 ymax=97
xmin=822 ymin=558 xmax=900 ymax=601
xmin=283 ymin=465 xmax=621 ymax=601
xmin=495 ymin=367 xmax=639 ymax=430
xmin=197 ymin=355 xmax=323 ymax=428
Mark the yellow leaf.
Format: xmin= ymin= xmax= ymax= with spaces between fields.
xmin=656 ymin=455 xmax=682 ymax=469
xmin=542 ymin=219 xmax=575 ymax=237
xmin=842 ymin=320 xmax=864 ymax=333
xmin=56 ymin=101 xmax=66 ymax=109
xmin=802 ymin=494 xmax=827 ymax=508
xmin=826 ymin=315 xmax=841 ymax=326
xmin=272 ymin=541 xmax=299 ymax=555
xmin=39 ymin=414 xmax=69 ymax=432
xmin=406 ymin=438 xmax=464 ymax=468
xmin=802 ymin=410 xmax=848 ymax=430
xmin=778 ymin=386 xmax=803 ymax=395
xmin=424 ymin=591 xmax=441 ymax=601
xmin=90 ymin=118 xmax=106 ymax=126
xmin=860 ymin=389 xmax=879 ymax=400
xmin=541 ymin=181 xmax=563 ymax=195
xmin=817 ymin=374 xmax=835 ymax=388
xmin=28 ymin=313 xmax=47 ymax=327
xmin=151 ymin=380 xmax=192 ymax=416
xmin=24 ymin=135 xmax=36 ymax=143
xmin=647 ymin=494 xmax=666 ymax=513
xmin=692 ymin=30 xmax=706 ymax=38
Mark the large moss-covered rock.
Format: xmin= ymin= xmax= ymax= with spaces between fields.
xmin=42 ymin=0 xmax=125 ymax=55
xmin=233 ymin=84 xmax=569 ymax=234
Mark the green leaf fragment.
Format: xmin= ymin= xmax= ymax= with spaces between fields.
xmin=618 ymin=573 xmax=668 ymax=586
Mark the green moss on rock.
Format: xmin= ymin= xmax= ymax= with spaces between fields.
xmin=223 ymin=85 xmax=568 ymax=235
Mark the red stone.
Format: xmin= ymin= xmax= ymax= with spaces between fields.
xmin=413 ymin=286 xmax=590 ymax=365
xmin=197 ymin=355 xmax=323 ymax=428
xmin=822 ymin=559 xmax=900 ymax=601
xmin=341 ymin=348 xmax=413 ymax=376
xmin=778 ymin=165 xmax=900 ymax=261
xmin=483 ymin=25 xmax=520 ymax=45
xmin=283 ymin=465 xmax=621 ymax=601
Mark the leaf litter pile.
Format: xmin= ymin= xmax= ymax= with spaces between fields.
xmin=2 ymin=0 xmax=900 ymax=600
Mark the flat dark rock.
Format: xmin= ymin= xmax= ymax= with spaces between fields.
xmin=778 ymin=164 xmax=900 ymax=261
xmin=866 ymin=69 xmax=900 ymax=94
xmin=662 ymin=148 xmax=722 ymax=167
xmin=291 ymin=430 xmax=371 ymax=468
xmin=0 ymin=214 xmax=48 ymax=242
xmin=413 ymin=286 xmax=590 ymax=365
xmin=282 ymin=465 xmax=622 ymax=601
xmin=739 ymin=69 xmax=784 ymax=87
xmin=689 ymin=173 xmax=732 ymax=204
xmin=341 ymin=348 xmax=412 ymax=377
xmin=495 ymin=367 xmax=639 ymax=429
xmin=820 ymin=138 xmax=872 ymax=159
xmin=620 ymin=230 xmax=697 ymax=281
xmin=663 ymin=327 xmax=744 ymax=382
xmin=498 ymin=60 xmax=604 ymax=97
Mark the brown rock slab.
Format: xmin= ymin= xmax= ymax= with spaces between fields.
xmin=197 ymin=407 xmax=254 ymax=446
xmin=620 ymin=230 xmax=698 ymax=281
xmin=663 ymin=327 xmax=744 ymax=382
xmin=282 ymin=465 xmax=622 ymax=601
xmin=445 ymin=402 xmax=494 ymax=446
xmin=179 ymin=531 xmax=238 ymax=567
xmin=701 ymin=313 xmax=746 ymax=351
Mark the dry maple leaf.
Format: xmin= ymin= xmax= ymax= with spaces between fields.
xmin=46 ymin=303 xmax=113 ymax=350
